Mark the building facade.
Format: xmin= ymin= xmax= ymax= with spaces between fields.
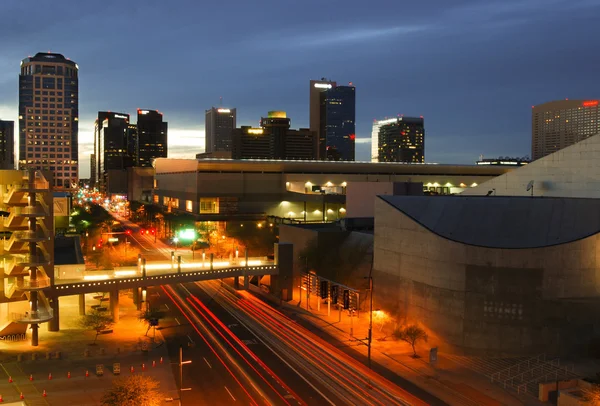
xmin=205 ymin=107 xmax=236 ymax=154
xmin=532 ymin=99 xmax=600 ymax=160
xmin=231 ymin=112 xmax=318 ymax=160
xmin=0 ymin=120 xmax=15 ymax=169
xmin=371 ymin=118 xmax=398 ymax=162
xmin=93 ymin=112 xmax=132 ymax=189
xmin=19 ymin=52 xmax=79 ymax=189
xmin=319 ymin=85 xmax=356 ymax=161
xmin=309 ymin=79 xmax=336 ymax=160
xmin=151 ymin=158 xmax=511 ymax=222
xmin=378 ymin=117 xmax=424 ymax=163
xmin=137 ymin=109 xmax=167 ymax=167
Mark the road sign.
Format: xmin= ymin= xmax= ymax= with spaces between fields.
xmin=113 ymin=363 xmax=120 ymax=375
xmin=96 ymin=364 xmax=104 ymax=376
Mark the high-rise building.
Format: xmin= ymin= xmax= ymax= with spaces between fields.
xmin=319 ymin=85 xmax=356 ymax=161
xmin=371 ymin=118 xmax=398 ymax=162
xmin=205 ymin=107 xmax=236 ymax=154
xmin=231 ymin=111 xmax=318 ymax=160
xmin=126 ymin=123 xmax=138 ymax=165
xmin=309 ymin=78 xmax=336 ymax=159
xmin=378 ymin=117 xmax=424 ymax=163
xmin=93 ymin=112 xmax=132 ymax=188
xmin=137 ymin=109 xmax=167 ymax=167
xmin=90 ymin=153 xmax=96 ymax=185
xmin=532 ymin=100 xmax=600 ymax=160
xmin=19 ymin=52 xmax=79 ymax=189
xmin=0 ymin=120 xmax=15 ymax=169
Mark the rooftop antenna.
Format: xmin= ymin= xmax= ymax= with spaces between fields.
xmin=219 ymin=96 xmax=223 ymax=107
xmin=526 ymin=180 xmax=534 ymax=197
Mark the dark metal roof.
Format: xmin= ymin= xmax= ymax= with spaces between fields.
xmin=379 ymin=195 xmax=600 ymax=249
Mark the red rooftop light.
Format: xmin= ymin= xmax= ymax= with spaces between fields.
xmin=583 ymin=100 xmax=599 ymax=107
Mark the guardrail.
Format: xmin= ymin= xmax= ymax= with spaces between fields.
xmin=11 ymin=309 xmax=54 ymax=323
xmin=16 ymin=278 xmax=51 ymax=290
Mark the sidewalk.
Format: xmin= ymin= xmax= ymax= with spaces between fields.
xmin=0 ymin=291 xmax=178 ymax=405
xmin=259 ymin=285 xmax=542 ymax=406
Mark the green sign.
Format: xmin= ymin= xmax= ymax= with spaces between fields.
xmin=178 ymin=229 xmax=197 ymax=241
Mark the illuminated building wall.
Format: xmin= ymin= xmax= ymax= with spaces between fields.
xmin=93 ymin=112 xmax=132 ymax=190
xmin=205 ymin=107 xmax=236 ymax=154
xmin=532 ymin=99 xmax=600 ymax=160
xmin=137 ymin=109 xmax=167 ymax=167
xmin=18 ymin=52 xmax=79 ymax=189
xmin=319 ymin=85 xmax=356 ymax=161
xmin=371 ymin=118 xmax=399 ymax=162
xmin=378 ymin=117 xmax=424 ymax=163
xmin=0 ymin=120 xmax=15 ymax=169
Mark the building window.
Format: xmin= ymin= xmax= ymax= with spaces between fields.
xmin=185 ymin=200 xmax=193 ymax=212
xmin=200 ymin=198 xmax=219 ymax=214
xmin=153 ymin=195 xmax=159 ymax=204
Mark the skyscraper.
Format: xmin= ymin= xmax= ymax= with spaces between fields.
xmin=19 ymin=52 xmax=79 ymax=188
xmin=309 ymin=78 xmax=336 ymax=159
xmin=371 ymin=118 xmax=398 ymax=162
xmin=0 ymin=120 xmax=15 ymax=169
xmin=532 ymin=100 xmax=600 ymax=160
xmin=378 ymin=117 xmax=424 ymax=163
xmin=205 ymin=107 xmax=236 ymax=154
xmin=137 ymin=109 xmax=167 ymax=167
xmin=93 ymin=112 xmax=131 ymax=188
xmin=319 ymin=85 xmax=356 ymax=161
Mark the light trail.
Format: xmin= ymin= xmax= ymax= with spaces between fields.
xmin=160 ymin=285 xmax=260 ymax=406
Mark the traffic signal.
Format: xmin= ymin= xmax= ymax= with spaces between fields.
xmin=150 ymin=228 xmax=155 ymax=234
xmin=320 ymin=280 xmax=328 ymax=299
xmin=331 ymin=285 xmax=339 ymax=304
xmin=343 ymin=289 xmax=350 ymax=310
xmin=126 ymin=230 xmax=131 ymax=235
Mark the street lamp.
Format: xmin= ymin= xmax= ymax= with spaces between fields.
xmin=173 ymin=237 xmax=179 ymax=251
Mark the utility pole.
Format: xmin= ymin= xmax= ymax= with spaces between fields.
xmin=177 ymin=346 xmax=192 ymax=405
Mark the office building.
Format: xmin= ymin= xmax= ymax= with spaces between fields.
xmin=19 ymin=52 xmax=79 ymax=189
xmin=137 ymin=109 xmax=167 ymax=167
xmin=126 ymin=123 xmax=138 ymax=165
xmin=90 ymin=153 xmax=96 ymax=185
xmin=231 ymin=112 xmax=318 ymax=160
xmin=319 ymin=84 xmax=356 ymax=161
xmin=309 ymin=79 xmax=336 ymax=159
xmin=205 ymin=107 xmax=236 ymax=154
xmin=93 ymin=112 xmax=131 ymax=188
xmin=0 ymin=120 xmax=15 ymax=169
xmin=371 ymin=118 xmax=397 ymax=162
xmin=532 ymin=99 xmax=600 ymax=160
xmin=378 ymin=117 xmax=424 ymax=163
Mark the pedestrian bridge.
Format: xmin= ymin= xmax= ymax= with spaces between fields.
xmin=52 ymin=258 xmax=278 ymax=296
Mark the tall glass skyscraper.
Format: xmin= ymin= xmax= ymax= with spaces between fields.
xmin=205 ymin=107 xmax=236 ymax=154
xmin=378 ymin=117 xmax=425 ymax=163
xmin=137 ymin=109 xmax=167 ymax=167
xmin=19 ymin=52 xmax=79 ymax=189
xmin=0 ymin=119 xmax=15 ymax=169
xmin=319 ymin=84 xmax=356 ymax=161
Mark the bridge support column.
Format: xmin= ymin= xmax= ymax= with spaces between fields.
xmin=177 ymin=256 xmax=182 ymax=274
xmin=244 ymin=249 xmax=250 ymax=289
xmin=210 ymin=253 xmax=214 ymax=270
xmin=133 ymin=288 xmax=141 ymax=310
xmin=234 ymin=276 xmax=240 ymax=290
xmin=273 ymin=243 xmax=294 ymax=301
xmin=110 ymin=291 xmax=119 ymax=323
xmin=48 ymin=297 xmax=59 ymax=332
xmin=79 ymin=294 xmax=85 ymax=316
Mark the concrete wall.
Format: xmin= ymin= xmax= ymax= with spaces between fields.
xmin=373 ymin=198 xmax=600 ymax=355
xmin=346 ymin=182 xmax=423 ymax=217
xmin=463 ymin=133 xmax=600 ymax=198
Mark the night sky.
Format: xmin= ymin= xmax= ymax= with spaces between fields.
xmin=1 ymin=0 xmax=599 ymax=177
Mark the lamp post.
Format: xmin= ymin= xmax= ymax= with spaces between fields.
xmin=177 ymin=346 xmax=192 ymax=406
xmin=364 ymin=253 xmax=374 ymax=370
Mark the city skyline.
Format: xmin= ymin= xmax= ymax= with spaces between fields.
xmin=1 ymin=0 xmax=600 ymax=178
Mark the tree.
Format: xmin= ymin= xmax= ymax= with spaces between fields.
xmin=138 ymin=308 xmax=165 ymax=337
xmin=393 ymin=324 xmax=428 ymax=358
xmin=101 ymin=375 xmax=163 ymax=406
xmin=584 ymin=384 xmax=600 ymax=405
xmin=80 ymin=310 xmax=114 ymax=344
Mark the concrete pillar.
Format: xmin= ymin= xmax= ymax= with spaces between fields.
xmin=244 ymin=249 xmax=250 ymax=289
xmin=273 ymin=243 xmax=294 ymax=301
xmin=234 ymin=276 xmax=240 ymax=290
xmin=48 ymin=297 xmax=59 ymax=332
xmin=210 ymin=253 xmax=214 ymax=271
xmin=79 ymin=294 xmax=85 ymax=316
xmin=133 ymin=288 xmax=141 ymax=310
xmin=109 ymin=291 xmax=119 ymax=322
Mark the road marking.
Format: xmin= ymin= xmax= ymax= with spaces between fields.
xmin=225 ymin=385 xmax=236 ymax=401
xmin=164 ymin=303 xmax=169 ymax=310
xmin=203 ymin=357 xmax=212 ymax=368
xmin=186 ymin=335 xmax=195 ymax=344
xmin=175 ymin=317 xmax=181 ymax=325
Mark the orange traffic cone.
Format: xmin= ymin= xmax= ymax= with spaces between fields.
xmin=8 ymin=376 xmax=12 ymax=383
xmin=0 ymin=393 xmax=4 ymax=402
xmin=29 ymin=374 xmax=33 ymax=381
xmin=48 ymin=373 xmax=52 ymax=380
xmin=19 ymin=393 xmax=24 ymax=400
xmin=85 ymin=370 xmax=89 ymax=378
xmin=67 ymin=371 xmax=71 ymax=379
xmin=130 ymin=366 xmax=134 ymax=373
xmin=142 ymin=363 xmax=146 ymax=371
xmin=159 ymin=357 xmax=163 ymax=364
xmin=152 ymin=360 xmax=156 ymax=367
xmin=42 ymin=389 xmax=47 ymax=397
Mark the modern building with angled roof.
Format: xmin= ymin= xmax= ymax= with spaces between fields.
xmin=374 ymin=194 xmax=600 ymax=355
